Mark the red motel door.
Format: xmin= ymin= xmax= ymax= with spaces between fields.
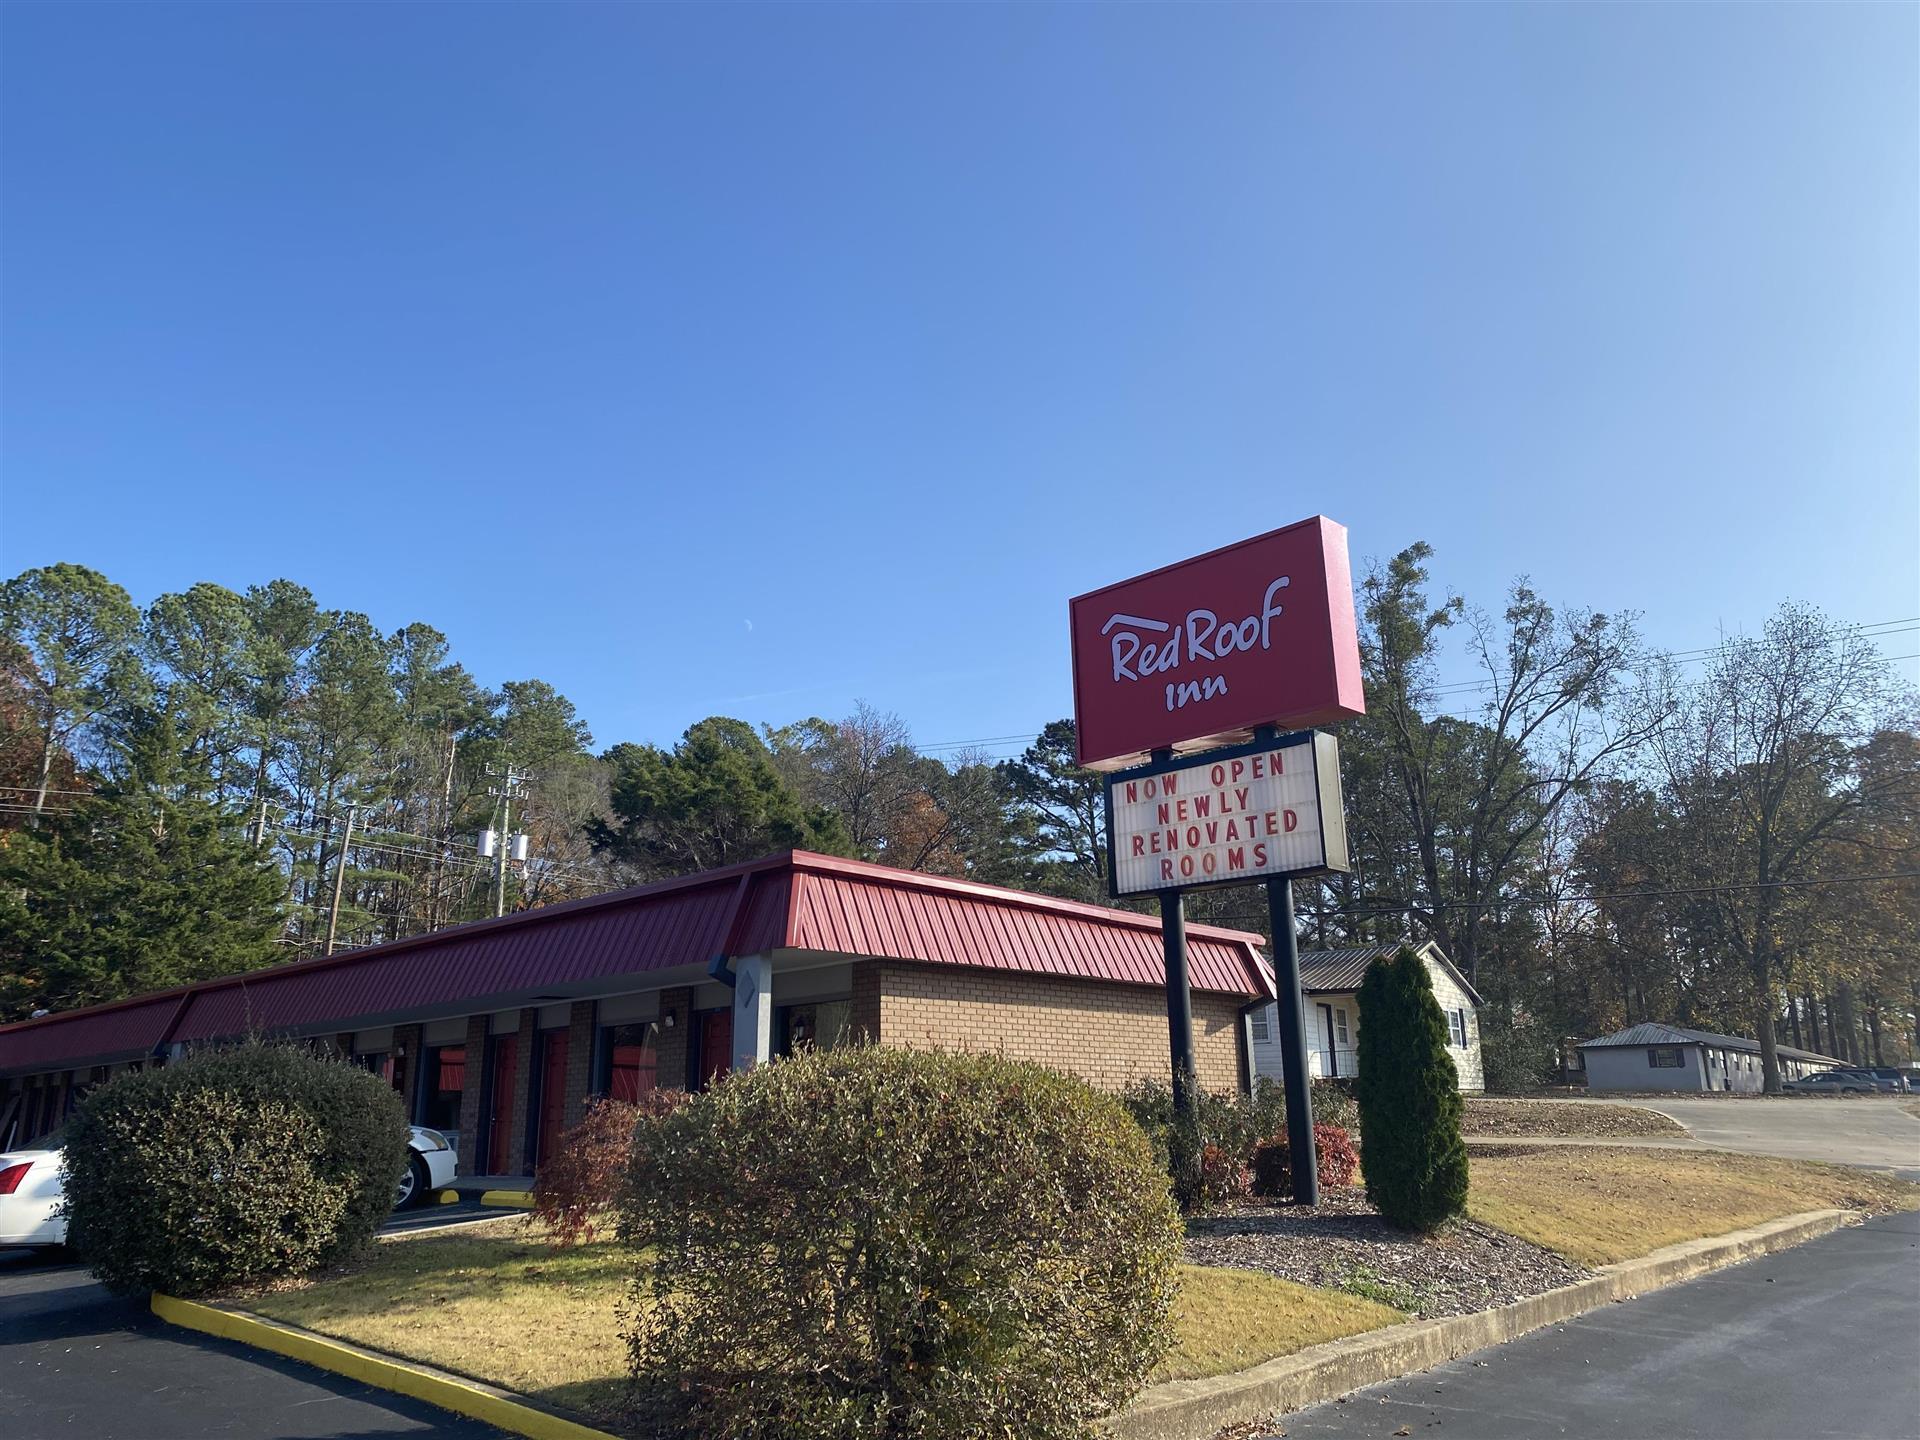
xmin=536 ymin=1032 xmax=569 ymax=1170
xmin=487 ymin=1035 xmax=517 ymax=1174
xmin=699 ymin=1009 xmax=733 ymax=1086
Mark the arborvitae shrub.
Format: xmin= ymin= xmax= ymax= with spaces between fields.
xmin=61 ymin=1043 xmax=407 ymax=1294
xmin=1354 ymin=948 xmax=1469 ymax=1231
xmin=618 ymin=1047 xmax=1183 ymax=1440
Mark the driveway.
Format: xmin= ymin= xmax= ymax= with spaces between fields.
xmin=1 ymin=1209 xmax=512 ymax=1438
xmin=1641 ymin=1096 xmax=1920 ymax=1175
xmin=1270 ymin=1211 xmax=1920 ymax=1440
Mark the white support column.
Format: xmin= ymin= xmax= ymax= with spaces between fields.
xmin=732 ymin=953 xmax=773 ymax=1071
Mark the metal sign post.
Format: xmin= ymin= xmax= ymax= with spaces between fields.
xmin=1264 ymin=871 xmax=1319 ymax=1205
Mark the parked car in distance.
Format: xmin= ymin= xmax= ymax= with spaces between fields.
xmin=1859 ymin=1067 xmax=1912 ymax=1093
xmin=0 ymin=1124 xmax=458 ymax=1249
xmin=1782 ymin=1068 xmax=1882 ymax=1096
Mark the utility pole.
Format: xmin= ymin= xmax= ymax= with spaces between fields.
xmin=484 ymin=762 xmax=531 ymax=919
xmin=323 ymin=801 xmax=361 ymax=957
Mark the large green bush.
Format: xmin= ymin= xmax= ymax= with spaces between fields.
xmin=618 ymin=1047 xmax=1183 ymax=1440
xmin=62 ymin=1043 xmax=409 ymax=1295
xmin=1354 ymin=948 xmax=1469 ymax=1232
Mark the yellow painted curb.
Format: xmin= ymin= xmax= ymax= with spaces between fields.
xmin=478 ymin=1189 xmax=536 ymax=1209
xmin=150 ymin=1293 xmax=614 ymax=1440
xmin=435 ymin=1189 xmax=461 ymax=1205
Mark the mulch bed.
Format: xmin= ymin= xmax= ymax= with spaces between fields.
xmin=1183 ymin=1189 xmax=1588 ymax=1319
xmin=1462 ymin=1098 xmax=1688 ymax=1138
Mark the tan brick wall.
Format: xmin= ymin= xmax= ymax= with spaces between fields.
xmin=866 ymin=960 xmax=1247 ymax=1095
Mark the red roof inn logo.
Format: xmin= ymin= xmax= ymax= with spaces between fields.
xmin=1069 ymin=516 xmax=1365 ymax=769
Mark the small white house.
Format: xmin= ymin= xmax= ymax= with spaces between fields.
xmin=1578 ymin=1022 xmax=1840 ymax=1093
xmin=1249 ymin=940 xmax=1485 ymax=1093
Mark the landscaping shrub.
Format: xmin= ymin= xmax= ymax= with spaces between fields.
xmin=61 ymin=1043 xmax=407 ymax=1295
xmin=1122 ymin=1076 xmax=1357 ymax=1212
xmin=1194 ymin=1141 xmax=1251 ymax=1207
xmin=1250 ymin=1123 xmax=1359 ymax=1197
xmin=1123 ymin=1075 xmax=1284 ymax=1211
xmin=533 ymin=1090 xmax=688 ymax=1247
xmin=1310 ymin=1078 xmax=1360 ymax=1135
xmin=618 ymin=1047 xmax=1183 ymax=1440
xmin=1354 ymin=949 xmax=1469 ymax=1232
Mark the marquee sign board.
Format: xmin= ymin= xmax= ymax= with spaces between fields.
xmin=1069 ymin=515 xmax=1365 ymax=771
xmin=1106 ymin=730 xmax=1349 ymax=899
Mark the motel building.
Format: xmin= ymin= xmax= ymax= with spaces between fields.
xmin=0 ymin=850 xmax=1276 ymax=1173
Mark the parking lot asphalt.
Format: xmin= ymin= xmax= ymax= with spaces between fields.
xmin=1640 ymin=1096 xmax=1920 ymax=1177
xmin=0 ymin=1205 xmax=513 ymax=1439
xmin=1268 ymin=1210 xmax=1920 ymax=1440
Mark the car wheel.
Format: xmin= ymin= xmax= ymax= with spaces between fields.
xmin=394 ymin=1153 xmax=428 ymax=1210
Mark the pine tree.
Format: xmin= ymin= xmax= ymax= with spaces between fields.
xmin=1354 ymin=947 xmax=1469 ymax=1232
xmin=0 ymin=715 xmax=285 ymax=1020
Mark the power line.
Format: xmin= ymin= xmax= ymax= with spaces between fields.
xmin=913 ymin=616 xmax=1920 ymax=754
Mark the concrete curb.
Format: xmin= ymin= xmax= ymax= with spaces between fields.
xmin=1109 ymin=1207 xmax=1852 ymax=1440
xmin=479 ymin=1188 xmax=536 ymax=1209
xmin=150 ymin=1293 xmax=616 ymax=1440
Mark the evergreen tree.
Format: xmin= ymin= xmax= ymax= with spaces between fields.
xmin=998 ymin=719 xmax=1107 ymax=902
xmin=1354 ymin=948 xmax=1469 ymax=1232
xmin=590 ymin=716 xmax=850 ymax=879
xmin=0 ymin=716 xmax=285 ymax=1020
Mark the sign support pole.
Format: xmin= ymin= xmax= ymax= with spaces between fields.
xmin=1255 ymin=725 xmax=1319 ymax=1205
xmin=1151 ymin=747 xmax=1199 ymax=1117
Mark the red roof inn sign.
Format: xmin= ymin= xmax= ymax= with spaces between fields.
xmin=1074 ymin=515 xmax=1363 ymax=1196
xmin=1069 ymin=515 xmax=1364 ymax=771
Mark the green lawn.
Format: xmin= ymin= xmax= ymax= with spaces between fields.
xmin=246 ymin=1219 xmax=1399 ymax=1423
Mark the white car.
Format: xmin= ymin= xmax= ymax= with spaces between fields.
xmin=0 ymin=1124 xmax=459 ymax=1248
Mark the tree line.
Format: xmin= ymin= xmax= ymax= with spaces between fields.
xmin=2 ymin=553 xmax=1914 ymax=1088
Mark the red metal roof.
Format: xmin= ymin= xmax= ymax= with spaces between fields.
xmin=0 ymin=851 xmax=1270 ymax=1075
xmin=0 ymin=991 xmax=188 ymax=1073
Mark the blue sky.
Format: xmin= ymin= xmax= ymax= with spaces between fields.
xmin=2 ymin=2 xmax=1914 ymax=761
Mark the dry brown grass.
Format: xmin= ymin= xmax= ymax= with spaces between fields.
xmin=1151 ymin=1267 xmax=1400 ymax=1382
xmin=1462 ymin=1098 xmax=1687 ymax=1138
xmin=1467 ymin=1147 xmax=1920 ymax=1267
xmin=244 ymin=1217 xmax=1402 ymax=1419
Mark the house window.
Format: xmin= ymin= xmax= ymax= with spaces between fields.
xmin=1647 ymin=1046 xmax=1685 ymax=1068
xmin=1249 ymin=1009 xmax=1271 ymax=1044
xmin=1334 ymin=1008 xmax=1351 ymax=1047
xmin=1447 ymin=1009 xmax=1467 ymax=1049
xmin=596 ymin=1023 xmax=657 ymax=1102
